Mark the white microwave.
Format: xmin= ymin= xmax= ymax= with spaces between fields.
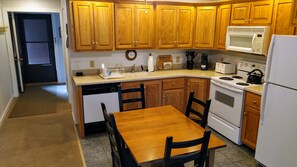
xmin=226 ymin=26 xmax=270 ymax=55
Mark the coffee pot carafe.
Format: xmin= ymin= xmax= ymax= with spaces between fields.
xmin=200 ymin=53 xmax=208 ymax=70
xmin=185 ymin=51 xmax=197 ymax=69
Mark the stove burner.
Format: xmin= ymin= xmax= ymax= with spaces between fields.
xmin=236 ymin=82 xmax=250 ymax=86
xmin=232 ymin=76 xmax=243 ymax=79
xmin=219 ymin=77 xmax=234 ymax=81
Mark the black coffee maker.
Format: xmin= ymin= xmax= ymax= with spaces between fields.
xmin=200 ymin=53 xmax=208 ymax=70
xmin=185 ymin=51 xmax=197 ymax=70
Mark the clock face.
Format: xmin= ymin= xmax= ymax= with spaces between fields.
xmin=125 ymin=50 xmax=137 ymax=61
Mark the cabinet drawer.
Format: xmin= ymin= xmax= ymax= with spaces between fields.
xmin=163 ymin=78 xmax=185 ymax=90
xmin=245 ymin=92 xmax=261 ymax=109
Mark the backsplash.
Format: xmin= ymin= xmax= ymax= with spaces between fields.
xmin=70 ymin=49 xmax=267 ymax=75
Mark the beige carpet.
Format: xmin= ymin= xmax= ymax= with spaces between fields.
xmin=9 ymin=84 xmax=71 ymax=118
xmin=0 ymin=84 xmax=85 ymax=167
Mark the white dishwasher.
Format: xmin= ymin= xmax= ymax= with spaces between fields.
xmin=82 ymin=83 xmax=120 ymax=135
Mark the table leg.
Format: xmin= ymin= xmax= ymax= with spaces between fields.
xmin=208 ymin=150 xmax=215 ymax=167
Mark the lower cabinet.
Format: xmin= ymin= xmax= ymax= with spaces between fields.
xmin=241 ymin=91 xmax=261 ymax=149
xmin=162 ymin=78 xmax=185 ymax=112
xmin=186 ymin=78 xmax=210 ymax=113
xmin=121 ymin=80 xmax=162 ymax=110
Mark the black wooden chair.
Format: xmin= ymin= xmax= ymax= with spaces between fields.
xmin=185 ymin=91 xmax=211 ymax=128
xmin=118 ymin=84 xmax=145 ymax=111
xmin=101 ymin=103 xmax=139 ymax=167
xmin=163 ymin=131 xmax=211 ymax=167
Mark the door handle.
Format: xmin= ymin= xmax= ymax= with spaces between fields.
xmin=41 ymin=64 xmax=52 ymax=67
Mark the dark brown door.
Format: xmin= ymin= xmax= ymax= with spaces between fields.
xmin=16 ymin=14 xmax=57 ymax=83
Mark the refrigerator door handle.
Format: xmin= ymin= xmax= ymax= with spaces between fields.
xmin=260 ymin=83 xmax=268 ymax=125
xmin=264 ymin=35 xmax=275 ymax=82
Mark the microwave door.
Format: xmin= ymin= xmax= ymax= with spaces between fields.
xmin=226 ymin=33 xmax=254 ymax=53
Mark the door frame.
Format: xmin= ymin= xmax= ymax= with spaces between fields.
xmin=2 ymin=7 xmax=70 ymax=97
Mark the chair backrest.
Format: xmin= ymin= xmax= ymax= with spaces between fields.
xmin=118 ymin=84 xmax=145 ymax=111
xmin=163 ymin=131 xmax=211 ymax=167
xmin=185 ymin=91 xmax=211 ymax=128
xmin=101 ymin=102 xmax=123 ymax=167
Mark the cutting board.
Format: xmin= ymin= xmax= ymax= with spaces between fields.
xmin=156 ymin=55 xmax=173 ymax=70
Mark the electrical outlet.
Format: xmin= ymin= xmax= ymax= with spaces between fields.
xmin=75 ymin=61 xmax=80 ymax=69
xmin=90 ymin=60 xmax=95 ymax=68
xmin=176 ymin=56 xmax=180 ymax=63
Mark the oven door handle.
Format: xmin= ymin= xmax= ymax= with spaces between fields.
xmin=211 ymin=80 xmax=243 ymax=94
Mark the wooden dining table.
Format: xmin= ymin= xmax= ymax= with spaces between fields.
xmin=113 ymin=105 xmax=226 ymax=167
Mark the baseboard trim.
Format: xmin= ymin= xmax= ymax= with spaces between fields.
xmin=0 ymin=97 xmax=17 ymax=128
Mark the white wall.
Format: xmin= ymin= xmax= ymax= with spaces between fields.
xmin=0 ymin=2 xmax=14 ymax=126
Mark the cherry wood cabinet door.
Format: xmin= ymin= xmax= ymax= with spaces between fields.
xmin=176 ymin=6 xmax=195 ymax=48
xmin=115 ymin=4 xmax=135 ymax=49
xmin=157 ymin=5 xmax=177 ymax=48
xmin=143 ymin=80 xmax=162 ymax=108
xmin=195 ymin=6 xmax=217 ymax=48
xmin=73 ymin=1 xmax=94 ymax=50
xmin=93 ymin=2 xmax=114 ymax=50
xmin=292 ymin=0 xmax=297 ymax=25
xmin=162 ymin=89 xmax=184 ymax=113
xmin=215 ymin=4 xmax=231 ymax=49
xmin=134 ymin=5 xmax=154 ymax=49
xmin=186 ymin=78 xmax=210 ymax=114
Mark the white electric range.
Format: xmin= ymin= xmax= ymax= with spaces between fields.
xmin=208 ymin=61 xmax=266 ymax=144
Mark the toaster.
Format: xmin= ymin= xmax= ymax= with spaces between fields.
xmin=215 ymin=62 xmax=236 ymax=74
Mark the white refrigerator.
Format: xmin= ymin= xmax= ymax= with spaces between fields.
xmin=255 ymin=35 xmax=297 ymax=166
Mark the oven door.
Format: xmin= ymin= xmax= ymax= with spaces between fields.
xmin=209 ymin=80 xmax=244 ymax=127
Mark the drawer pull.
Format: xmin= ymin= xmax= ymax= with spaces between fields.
xmin=253 ymin=100 xmax=257 ymax=104
xmin=173 ymin=82 xmax=176 ymax=85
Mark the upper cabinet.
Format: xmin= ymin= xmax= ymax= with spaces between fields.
xmin=231 ymin=1 xmax=273 ymax=25
xmin=194 ymin=6 xmax=217 ymax=48
xmin=291 ymin=0 xmax=297 ymax=25
xmin=72 ymin=1 xmax=114 ymax=51
xmin=215 ymin=4 xmax=231 ymax=49
xmin=156 ymin=5 xmax=195 ymax=49
xmin=271 ymin=0 xmax=296 ymax=35
xmin=115 ymin=4 xmax=154 ymax=49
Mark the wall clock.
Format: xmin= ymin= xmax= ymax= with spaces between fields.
xmin=125 ymin=50 xmax=137 ymax=61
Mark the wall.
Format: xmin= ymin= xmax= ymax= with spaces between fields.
xmin=70 ymin=49 xmax=266 ymax=72
xmin=0 ymin=2 xmax=14 ymax=126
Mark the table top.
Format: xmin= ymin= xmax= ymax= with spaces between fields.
xmin=113 ymin=105 xmax=226 ymax=165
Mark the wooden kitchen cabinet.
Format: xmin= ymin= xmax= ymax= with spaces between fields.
xmin=156 ymin=5 xmax=195 ymax=48
xmin=143 ymin=80 xmax=162 ymax=108
xmin=162 ymin=78 xmax=185 ymax=112
xmin=231 ymin=1 xmax=273 ymax=25
xmin=292 ymin=0 xmax=297 ymax=24
xmin=194 ymin=6 xmax=217 ymax=48
xmin=271 ymin=0 xmax=296 ymax=35
xmin=215 ymin=4 xmax=231 ymax=50
xmin=121 ymin=80 xmax=162 ymax=110
xmin=72 ymin=1 xmax=114 ymax=51
xmin=186 ymin=78 xmax=210 ymax=113
xmin=241 ymin=92 xmax=261 ymax=149
xmin=115 ymin=4 xmax=154 ymax=49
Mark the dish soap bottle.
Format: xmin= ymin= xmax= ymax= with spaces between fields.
xmin=148 ymin=53 xmax=154 ymax=72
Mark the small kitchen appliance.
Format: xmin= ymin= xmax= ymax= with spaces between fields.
xmin=215 ymin=62 xmax=236 ymax=74
xmin=200 ymin=53 xmax=208 ymax=70
xmin=185 ymin=51 xmax=197 ymax=70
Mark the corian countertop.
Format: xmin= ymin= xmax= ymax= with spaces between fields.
xmin=72 ymin=69 xmax=225 ymax=86
xmin=245 ymin=85 xmax=263 ymax=96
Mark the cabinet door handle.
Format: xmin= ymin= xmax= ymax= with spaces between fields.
xmin=253 ymin=100 xmax=257 ymax=104
xmin=244 ymin=112 xmax=247 ymax=116
xmin=173 ymin=82 xmax=176 ymax=85
xmin=249 ymin=19 xmax=252 ymax=22
xmin=195 ymin=40 xmax=198 ymax=43
xmin=245 ymin=19 xmax=248 ymax=22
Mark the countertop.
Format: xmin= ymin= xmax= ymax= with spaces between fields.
xmin=72 ymin=69 xmax=225 ymax=86
xmin=245 ymin=85 xmax=263 ymax=96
